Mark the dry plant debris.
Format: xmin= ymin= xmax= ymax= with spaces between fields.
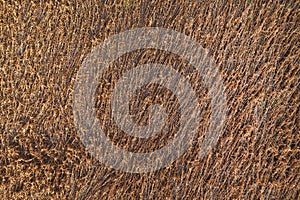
xmin=0 ymin=0 xmax=299 ymax=199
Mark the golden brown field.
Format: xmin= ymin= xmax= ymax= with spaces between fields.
xmin=0 ymin=0 xmax=299 ymax=199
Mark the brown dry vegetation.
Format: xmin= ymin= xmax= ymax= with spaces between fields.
xmin=0 ymin=0 xmax=299 ymax=199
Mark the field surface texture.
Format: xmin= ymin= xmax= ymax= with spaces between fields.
xmin=0 ymin=0 xmax=299 ymax=199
